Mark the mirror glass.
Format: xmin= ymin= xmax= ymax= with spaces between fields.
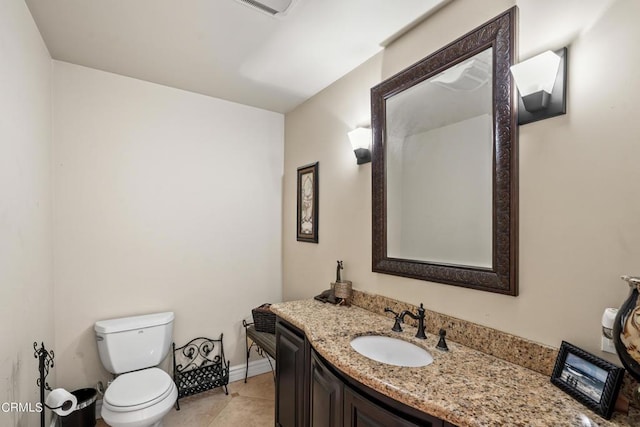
xmin=371 ymin=8 xmax=518 ymax=295
xmin=386 ymin=48 xmax=493 ymax=268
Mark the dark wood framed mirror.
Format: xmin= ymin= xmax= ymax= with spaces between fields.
xmin=371 ymin=7 xmax=518 ymax=295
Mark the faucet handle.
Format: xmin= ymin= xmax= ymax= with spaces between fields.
xmin=436 ymin=328 xmax=449 ymax=352
xmin=384 ymin=307 xmax=398 ymax=316
xmin=384 ymin=307 xmax=403 ymax=332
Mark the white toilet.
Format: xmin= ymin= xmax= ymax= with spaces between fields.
xmin=94 ymin=312 xmax=178 ymax=427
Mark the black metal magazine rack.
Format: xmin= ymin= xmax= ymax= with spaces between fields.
xmin=172 ymin=335 xmax=229 ymax=410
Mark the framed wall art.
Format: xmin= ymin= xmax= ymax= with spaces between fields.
xmin=551 ymin=341 xmax=624 ymax=419
xmin=296 ymin=162 xmax=319 ymax=243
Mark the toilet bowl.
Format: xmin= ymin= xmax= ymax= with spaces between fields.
xmin=94 ymin=312 xmax=177 ymax=427
xmin=101 ymin=368 xmax=178 ymax=427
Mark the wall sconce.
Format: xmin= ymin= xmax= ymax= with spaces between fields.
xmin=347 ymin=127 xmax=371 ymax=165
xmin=510 ymin=48 xmax=567 ymax=125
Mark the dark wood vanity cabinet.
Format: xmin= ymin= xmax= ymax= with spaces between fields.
xmin=344 ymin=386 xmax=423 ymax=427
xmin=312 ymin=351 xmax=413 ymax=427
xmin=310 ymin=351 xmax=343 ymax=426
xmin=275 ymin=319 xmax=308 ymax=427
xmin=275 ymin=317 xmax=451 ymax=427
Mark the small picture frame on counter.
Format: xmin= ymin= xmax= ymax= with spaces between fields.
xmin=551 ymin=341 xmax=624 ymax=419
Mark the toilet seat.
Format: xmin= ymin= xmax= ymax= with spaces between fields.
xmin=104 ymin=368 xmax=174 ymax=412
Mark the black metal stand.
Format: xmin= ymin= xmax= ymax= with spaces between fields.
xmin=33 ymin=342 xmax=54 ymax=427
xmin=172 ymin=335 xmax=229 ymax=410
xmin=242 ymin=319 xmax=275 ymax=383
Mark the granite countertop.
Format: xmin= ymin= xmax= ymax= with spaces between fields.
xmin=271 ymin=299 xmax=640 ymax=427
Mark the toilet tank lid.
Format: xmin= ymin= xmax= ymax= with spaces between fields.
xmin=95 ymin=312 xmax=174 ymax=334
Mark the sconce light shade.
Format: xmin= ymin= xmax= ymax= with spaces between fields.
xmin=510 ymin=48 xmax=567 ymax=125
xmin=348 ymin=127 xmax=371 ymax=165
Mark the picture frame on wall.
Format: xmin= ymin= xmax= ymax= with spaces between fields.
xmin=550 ymin=341 xmax=624 ymax=419
xmin=296 ymin=162 xmax=319 ymax=243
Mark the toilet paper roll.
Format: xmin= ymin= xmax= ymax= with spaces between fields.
xmin=45 ymin=388 xmax=77 ymax=416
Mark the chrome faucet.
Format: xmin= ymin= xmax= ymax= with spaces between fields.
xmin=384 ymin=304 xmax=427 ymax=339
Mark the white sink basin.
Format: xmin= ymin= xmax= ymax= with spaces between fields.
xmin=350 ymin=335 xmax=433 ymax=367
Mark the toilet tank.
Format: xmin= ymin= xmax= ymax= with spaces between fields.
xmin=94 ymin=312 xmax=174 ymax=374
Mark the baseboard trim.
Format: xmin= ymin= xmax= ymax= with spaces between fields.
xmin=228 ymin=357 xmax=275 ymax=383
xmin=92 ymin=358 xmax=274 ymax=420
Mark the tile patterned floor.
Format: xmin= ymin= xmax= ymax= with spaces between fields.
xmin=96 ymin=373 xmax=274 ymax=427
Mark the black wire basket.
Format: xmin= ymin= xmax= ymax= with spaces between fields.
xmin=252 ymin=303 xmax=275 ymax=334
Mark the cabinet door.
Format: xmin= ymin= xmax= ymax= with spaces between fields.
xmin=276 ymin=321 xmax=307 ymax=427
xmin=310 ymin=351 xmax=343 ymax=427
xmin=344 ymin=386 xmax=439 ymax=427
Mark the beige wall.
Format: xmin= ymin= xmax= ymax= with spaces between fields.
xmin=0 ymin=1 xmax=53 ymax=426
xmin=283 ymin=0 xmax=640 ymax=361
xmin=53 ymin=61 xmax=284 ymax=389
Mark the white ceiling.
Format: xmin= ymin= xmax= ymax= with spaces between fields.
xmin=25 ymin=0 xmax=450 ymax=113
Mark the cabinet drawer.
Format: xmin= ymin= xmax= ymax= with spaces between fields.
xmin=344 ymin=385 xmax=442 ymax=427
